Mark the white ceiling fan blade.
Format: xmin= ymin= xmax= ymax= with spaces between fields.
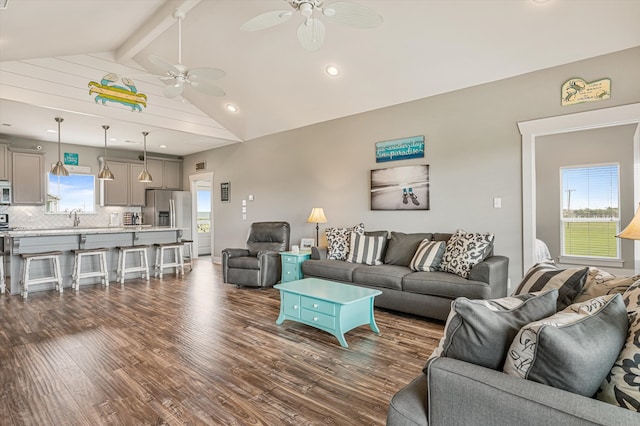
xmin=189 ymin=79 xmax=225 ymax=97
xmin=163 ymin=82 xmax=184 ymax=98
xmin=188 ymin=67 xmax=226 ymax=81
xmin=241 ymin=10 xmax=293 ymax=31
xmin=297 ymin=18 xmax=325 ymax=51
xmin=322 ymin=1 xmax=383 ymax=29
xmin=148 ymin=54 xmax=180 ymax=76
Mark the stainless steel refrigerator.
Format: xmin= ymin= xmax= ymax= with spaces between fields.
xmin=144 ymin=190 xmax=192 ymax=239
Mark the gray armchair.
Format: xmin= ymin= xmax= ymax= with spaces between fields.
xmin=222 ymin=221 xmax=291 ymax=288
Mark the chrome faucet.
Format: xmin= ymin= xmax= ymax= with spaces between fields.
xmin=69 ymin=209 xmax=80 ymax=227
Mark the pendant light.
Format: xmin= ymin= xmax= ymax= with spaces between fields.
xmin=50 ymin=117 xmax=69 ymax=176
xmin=97 ymin=125 xmax=114 ymax=180
xmin=137 ymin=131 xmax=153 ymax=182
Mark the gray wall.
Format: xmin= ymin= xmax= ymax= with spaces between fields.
xmin=536 ymin=125 xmax=636 ymax=272
xmin=183 ymin=46 xmax=640 ymax=288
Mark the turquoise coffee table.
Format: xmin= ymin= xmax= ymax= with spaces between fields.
xmin=274 ymin=278 xmax=382 ymax=348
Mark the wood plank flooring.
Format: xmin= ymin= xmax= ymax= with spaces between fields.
xmin=0 ymin=259 xmax=444 ymax=425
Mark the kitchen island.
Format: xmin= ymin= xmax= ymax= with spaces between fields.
xmin=2 ymin=226 xmax=184 ymax=295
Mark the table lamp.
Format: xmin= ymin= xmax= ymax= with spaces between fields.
xmin=617 ymin=202 xmax=640 ymax=273
xmin=307 ymin=207 xmax=328 ymax=245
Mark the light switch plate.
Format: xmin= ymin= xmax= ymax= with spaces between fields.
xmin=493 ymin=197 xmax=502 ymax=208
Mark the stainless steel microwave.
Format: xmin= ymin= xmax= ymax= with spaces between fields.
xmin=0 ymin=181 xmax=11 ymax=205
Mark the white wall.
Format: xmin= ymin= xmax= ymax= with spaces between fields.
xmin=183 ymin=47 xmax=640 ymax=287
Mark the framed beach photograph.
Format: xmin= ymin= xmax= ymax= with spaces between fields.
xmin=371 ymin=164 xmax=430 ymax=211
xmin=300 ymin=238 xmax=315 ymax=251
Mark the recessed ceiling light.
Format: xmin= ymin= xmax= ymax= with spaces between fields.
xmin=159 ymin=144 xmax=167 ymax=148
xmin=109 ymin=137 xmax=117 ymax=142
xmin=325 ymin=65 xmax=340 ymax=77
xmin=226 ymin=104 xmax=239 ymax=113
xmin=46 ymin=129 xmax=57 ymax=133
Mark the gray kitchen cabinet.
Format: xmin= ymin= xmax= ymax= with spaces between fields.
xmin=0 ymin=143 xmax=8 ymax=180
xmin=12 ymin=150 xmax=45 ymax=205
xmin=129 ymin=163 xmax=146 ymax=206
xmin=163 ymin=160 xmax=181 ymax=189
xmin=100 ymin=160 xmax=145 ymax=206
xmin=145 ymin=158 xmax=181 ymax=190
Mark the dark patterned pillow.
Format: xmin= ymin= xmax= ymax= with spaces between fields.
xmin=326 ymin=223 xmax=365 ymax=261
xmin=345 ymin=232 xmax=386 ymax=265
xmin=573 ymin=267 xmax=639 ymax=303
xmin=439 ymin=229 xmax=494 ymax=278
xmin=597 ymin=279 xmax=640 ymax=410
xmin=503 ymin=294 xmax=628 ymax=398
xmin=425 ymin=289 xmax=558 ymax=371
xmin=513 ymin=262 xmax=589 ymax=311
xmin=409 ymin=240 xmax=446 ymax=272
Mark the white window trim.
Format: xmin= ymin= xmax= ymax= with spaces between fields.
xmin=518 ymin=103 xmax=640 ymax=274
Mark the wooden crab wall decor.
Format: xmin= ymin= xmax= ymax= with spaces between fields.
xmin=88 ymin=73 xmax=148 ymax=111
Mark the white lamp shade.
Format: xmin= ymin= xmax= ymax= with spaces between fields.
xmin=307 ymin=207 xmax=327 ymax=223
xmin=617 ymin=203 xmax=640 ymax=240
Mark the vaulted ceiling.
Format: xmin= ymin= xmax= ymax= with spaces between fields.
xmin=1 ymin=0 xmax=639 ymax=156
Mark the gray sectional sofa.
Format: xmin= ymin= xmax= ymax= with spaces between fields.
xmin=387 ymin=357 xmax=639 ymax=426
xmin=301 ymin=231 xmax=509 ymax=321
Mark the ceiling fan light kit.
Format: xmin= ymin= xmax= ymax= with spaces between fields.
xmin=51 ymin=117 xmax=69 ymax=177
xmin=241 ymin=0 xmax=383 ymax=51
xmin=148 ymin=9 xmax=226 ymax=99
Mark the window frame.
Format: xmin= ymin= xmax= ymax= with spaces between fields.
xmin=46 ymin=171 xmax=97 ymax=214
xmin=558 ymin=162 xmax=622 ymax=267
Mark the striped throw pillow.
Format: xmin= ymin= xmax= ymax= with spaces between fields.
xmin=513 ymin=262 xmax=589 ymax=310
xmin=345 ymin=232 xmax=386 ymax=266
xmin=409 ymin=240 xmax=446 ymax=272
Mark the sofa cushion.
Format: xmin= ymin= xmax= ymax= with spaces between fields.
xmin=513 ymin=262 xmax=589 ymax=311
xmin=439 ymin=229 xmax=494 ymax=278
xmin=597 ymin=279 xmax=640 ymax=410
xmin=425 ymin=289 xmax=559 ymax=372
xmin=409 ymin=240 xmax=446 ymax=272
xmin=384 ymin=232 xmax=433 ymax=266
xmin=352 ymin=264 xmax=411 ymax=291
xmin=345 ymin=232 xmax=386 ymax=266
xmin=326 ymin=223 xmax=365 ymax=260
xmin=503 ymin=294 xmax=628 ymax=398
xmin=301 ymin=259 xmax=359 ymax=282
xmin=403 ymin=271 xmax=491 ymax=300
xmin=573 ymin=267 xmax=639 ymax=303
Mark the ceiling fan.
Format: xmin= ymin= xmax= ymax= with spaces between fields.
xmin=241 ymin=0 xmax=383 ymax=52
xmin=148 ymin=9 xmax=225 ymax=98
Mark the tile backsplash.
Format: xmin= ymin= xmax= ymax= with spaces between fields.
xmin=0 ymin=205 xmax=141 ymax=229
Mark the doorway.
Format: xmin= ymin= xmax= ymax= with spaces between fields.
xmin=189 ymin=172 xmax=214 ymax=260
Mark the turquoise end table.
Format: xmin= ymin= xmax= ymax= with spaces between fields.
xmin=274 ymin=278 xmax=382 ymax=348
xmin=280 ymin=250 xmax=311 ymax=283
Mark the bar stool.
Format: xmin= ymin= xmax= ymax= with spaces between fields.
xmin=20 ymin=251 xmax=64 ymax=299
xmin=0 ymin=251 xmax=5 ymax=294
xmin=71 ymin=248 xmax=109 ymax=291
xmin=154 ymin=242 xmax=184 ymax=278
xmin=181 ymin=239 xmax=193 ymax=271
xmin=116 ymin=245 xmax=150 ymax=284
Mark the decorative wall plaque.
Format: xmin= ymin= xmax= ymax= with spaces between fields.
xmin=561 ymin=77 xmax=610 ymax=106
xmin=220 ymin=182 xmax=230 ymax=202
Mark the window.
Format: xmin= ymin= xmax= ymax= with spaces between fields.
xmin=47 ymin=173 xmax=96 ymax=213
xmin=560 ymin=164 xmax=620 ymax=260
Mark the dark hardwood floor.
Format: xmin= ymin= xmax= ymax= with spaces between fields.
xmin=0 ymin=260 xmax=444 ymax=425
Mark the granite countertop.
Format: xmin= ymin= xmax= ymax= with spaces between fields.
xmin=3 ymin=226 xmax=181 ymax=237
